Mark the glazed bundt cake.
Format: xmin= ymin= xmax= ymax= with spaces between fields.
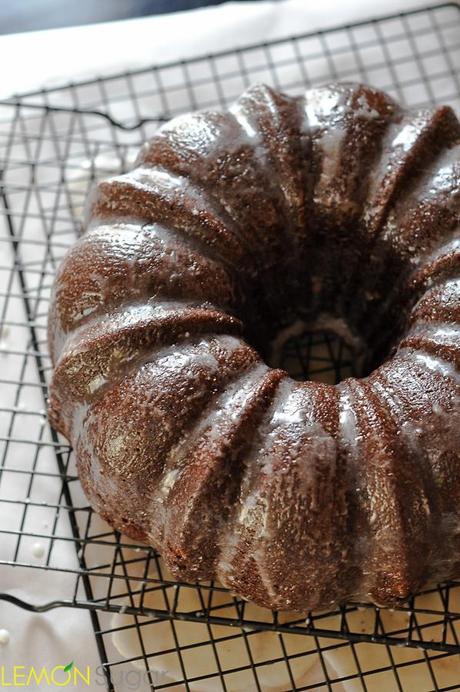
xmin=48 ymin=83 xmax=460 ymax=611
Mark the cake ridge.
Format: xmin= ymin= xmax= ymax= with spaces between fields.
xmin=345 ymin=106 xmax=460 ymax=330
xmin=155 ymin=360 xmax=268 ymax=505
xmin=230 ymin=84 xmax=309 ymax=273
xmin=161 ymin=365 xmax=285 ymax=582
xmin=91 ymin=168 xmax=251 ymax=265
xmin=346 ymin=377 xmax=431 ymax=604
xmin=49 ymin=218 xmax=239 ymax=349
xmin=370 ymin=363 xmax=460 ymax=583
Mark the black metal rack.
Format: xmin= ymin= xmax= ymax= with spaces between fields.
xmin=1 ymin=3 xmax=460 ymax=690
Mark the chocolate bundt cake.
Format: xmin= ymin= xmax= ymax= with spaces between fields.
xmin=48 ymin=83 xmax=460 ymax=611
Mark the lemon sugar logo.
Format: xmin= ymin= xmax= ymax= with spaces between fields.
xmin=0 ymin=661 xmax=91 ymax=687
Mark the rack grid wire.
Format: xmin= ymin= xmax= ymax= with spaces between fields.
xmin=1 ymin=3 xmax=460 ymax=690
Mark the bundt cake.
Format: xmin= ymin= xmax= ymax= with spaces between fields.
xmin=48 ymin=83 xmax=460 ymax=611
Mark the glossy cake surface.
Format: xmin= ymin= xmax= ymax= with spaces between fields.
xmin=48 ymin=83 xmax=460 ymax=611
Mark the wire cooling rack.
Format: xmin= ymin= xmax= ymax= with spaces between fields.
xmin=1 ymin=3 xmax=460 ymax=690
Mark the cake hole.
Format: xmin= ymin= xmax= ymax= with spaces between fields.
xmin=267 ymin=326 xmax=361 ymax=384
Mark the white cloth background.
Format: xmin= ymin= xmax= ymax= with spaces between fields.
xmin=0 ymin=0 xmax=446 ymax=99
xmin=0 ymin=0 xmax=456 ymax=688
